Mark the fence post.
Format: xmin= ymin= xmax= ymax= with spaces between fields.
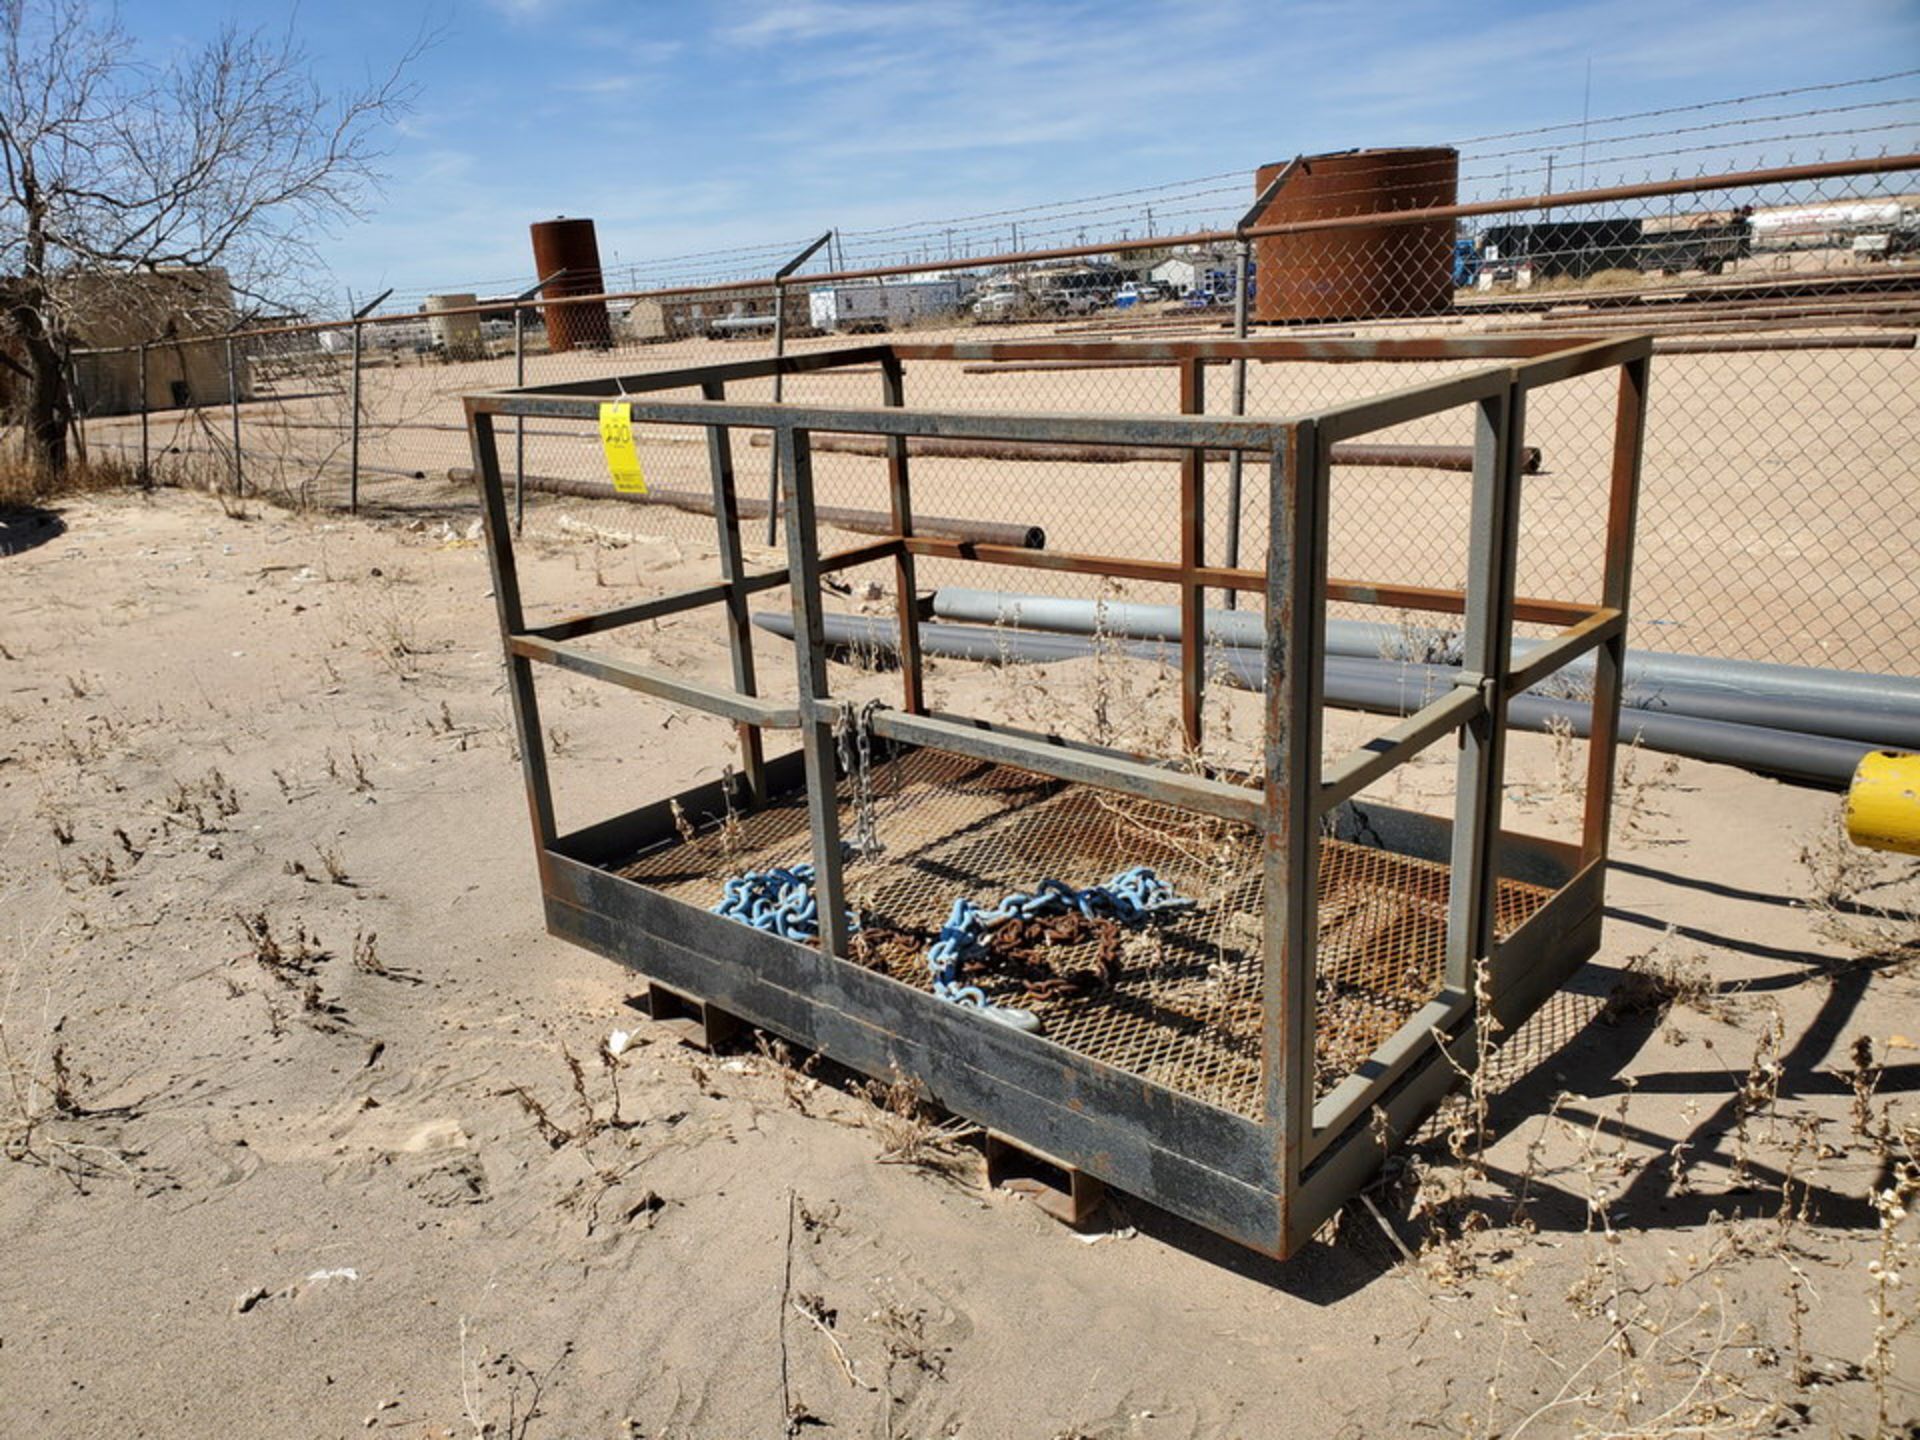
xmin=766 ymin=278 xmax=787 ymax=546
xmin=349 ymin=320 xmax=363 ymax=515
xmin=510 ymin=273 xmax=560 ymax=537
xmin=764 ymin=232 xmax=833 ymax=546
xmin=66 ymin=353 xmax=88 ymax=467
xmin=347 ymin=289 xmax=393 ymax=518
xmin=512 ymin=305 xmax=524 ymax=531
xmin=225 ymin=332 xmax=242 ymax=496
xmin=1224 ymin=157 xmax=1299 ymax=608
xmin=138 ymin=343 xmax=149 ymax=484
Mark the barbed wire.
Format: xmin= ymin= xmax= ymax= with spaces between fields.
xmin=1449 ymin=66 xmax=1919 ymax=146
xmin=341 ymin=74 xmax=1920 ymax=304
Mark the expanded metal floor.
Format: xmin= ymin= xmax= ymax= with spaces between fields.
xmin=612 ymin=748 xmax=1552 ymax=1118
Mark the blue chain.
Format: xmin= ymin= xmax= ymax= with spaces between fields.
xmin=925 ymin=866 xmax=1192 ymax=1033
xmin=712 ymin=864 xmax=859 ymax=944
xmin=715 ymin=864 xmax=1189 ymax=1037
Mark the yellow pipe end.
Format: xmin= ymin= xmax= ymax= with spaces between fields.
xmin=1847 ymin=750 xmax=1920 ymax=857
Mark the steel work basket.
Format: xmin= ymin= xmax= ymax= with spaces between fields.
xmin=463 ymin=333 xmax=1650 ymax=1257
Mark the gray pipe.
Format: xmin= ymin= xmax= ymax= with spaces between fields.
xmin=931 ymin=587 xmax=1920 ymax=721
xmin=754 ymin=612 xmax=1876 ymax=787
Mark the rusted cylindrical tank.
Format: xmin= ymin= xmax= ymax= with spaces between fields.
xmin=529 ymin=217 xmax=613 ymax=352
xmin=1252 ymin=147 xmax=1459 ymax=323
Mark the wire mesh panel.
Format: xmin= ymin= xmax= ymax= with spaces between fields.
xmin=66 ymin=155 xmax=1917 ymax=675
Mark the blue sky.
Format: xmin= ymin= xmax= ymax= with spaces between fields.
xmin=127 ymin=0 xmax=1920 ymax=303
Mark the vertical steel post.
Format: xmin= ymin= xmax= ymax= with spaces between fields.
xmin=224 ymin=334 xmax=242 ymax=495
xmin=778 ymin=424 xmax=852 ymax=959
xmin=1260 ymin=419 xmax=1326 ymax=1240
xmin=1178 ymin=357 xmax=1207 ymax=750
xmin=137 ymin=343 xmax=149 ymax=484
xmin=1444 ymin=384 xmax=1524 ymax=997
xmin=1223 ymin=158 xmax=1299 ymax=606
xmin=470 ymin=409 xmax=557 ymax=854
xmin=881 ymin=355 xmax=926 ymax=715
xmin=348 ymin=320 xmax=363 ymax=514
xmin=703 ymin=379 xmax=768 ymax=804
xmin=1582 ymin=353 xmax=1650 ymax=865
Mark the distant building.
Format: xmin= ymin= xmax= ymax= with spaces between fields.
xmin=66 ymin=267 xmax=251 ymax=415
xmin=1148 ymin=248 xmax=1235 ymax=294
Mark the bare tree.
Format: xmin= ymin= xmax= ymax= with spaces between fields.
xmin=0 ymin=0 xmax=421 ymax=475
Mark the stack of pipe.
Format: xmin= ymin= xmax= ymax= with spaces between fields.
xmin=749 ymin=588 xmax=1920 ymax=789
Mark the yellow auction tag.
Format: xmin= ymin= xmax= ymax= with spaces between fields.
xmin=598 ymin=402 xmax=647 ymax=494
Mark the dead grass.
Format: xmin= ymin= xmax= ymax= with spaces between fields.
xmin=0 ymin=453 xmax=145 ymax=509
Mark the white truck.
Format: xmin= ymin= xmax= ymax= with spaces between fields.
xmin=808 ymin=279 xmax=967 ymax=334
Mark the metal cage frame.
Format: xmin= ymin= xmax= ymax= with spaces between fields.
xmin=463 ymin=333 xmax=1651 ymax=1258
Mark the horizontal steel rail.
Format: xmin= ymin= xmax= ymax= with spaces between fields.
xmin=512 ymin=344 xmax=898 ymax=398
xmin=848 ymin=705 xmax=1265 ymax=827
xmin=902 ymin=535 xmax=1266 ymax=594
xmin=527 ymin=572 xmax=790 ymax=642
xmin=509 ymin=635 xmax=801 ymax=728
xmin=463 ymin=392 xmax=1294 ymax=452
xmin=1504 ymin=608 xmax=1626 ymax=696
xmin=1317 ymin=686 xmax=1485 ymax=814
xmin=1323 ymin=578 xmax=1600 ymax=628
xmin=901 ymin=535 xmax=1605 ymax=626
xmin=524 ymin=540 xmax=901 ymax=644
xmin=1307 ymin=987 xmax=1474 ymax=1161
xmin=77 ymin=153 xmax=1909 ymax=353
xmin=889 ymin=336 xmax=1597 ymax=365
xmin=1510 ymin=335 xmax=1659 ymax=391
xmin=1296 ymin=364 xmax=1516 ymax=446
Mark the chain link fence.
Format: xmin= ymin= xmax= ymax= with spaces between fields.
xmin=64 ymin=153 xmax=1920 ymax=677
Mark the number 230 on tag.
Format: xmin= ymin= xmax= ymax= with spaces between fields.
xmin=598 ymin=402 xmax=648 ymax=494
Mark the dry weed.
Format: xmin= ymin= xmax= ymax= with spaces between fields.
xmin=861 ymin=1072 xmax=977 ymax=1175
xmin=1797 ymin=810 xmax=1920 ymax=969
xmin=1600 ymin=930 xmax=1743 ymax=1032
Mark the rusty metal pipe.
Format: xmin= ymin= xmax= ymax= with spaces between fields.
xmin=78 ymin=154 xmax=1916 ymax=354
xmin=444 ymin=466 xmax=1043 ymax=548
xmin=744 ymin=430 xmax=1540 ymax=473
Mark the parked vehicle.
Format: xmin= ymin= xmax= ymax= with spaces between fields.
xmin=1042 ymin=285 xmax=1104 ymax=315
xmin=809 ymin=279 xmax=966 ymax=334
xmin=971 ymin=285 xmax=1033 ymax=323
xmin=1112 ymin=281 xmax=1167 ymax=308
xmin=1638 ymin=214 xmax=1752 ymax=276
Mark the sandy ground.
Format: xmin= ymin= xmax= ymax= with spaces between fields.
xmin=2 ymin=488 xmax=1918 ymax=1439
